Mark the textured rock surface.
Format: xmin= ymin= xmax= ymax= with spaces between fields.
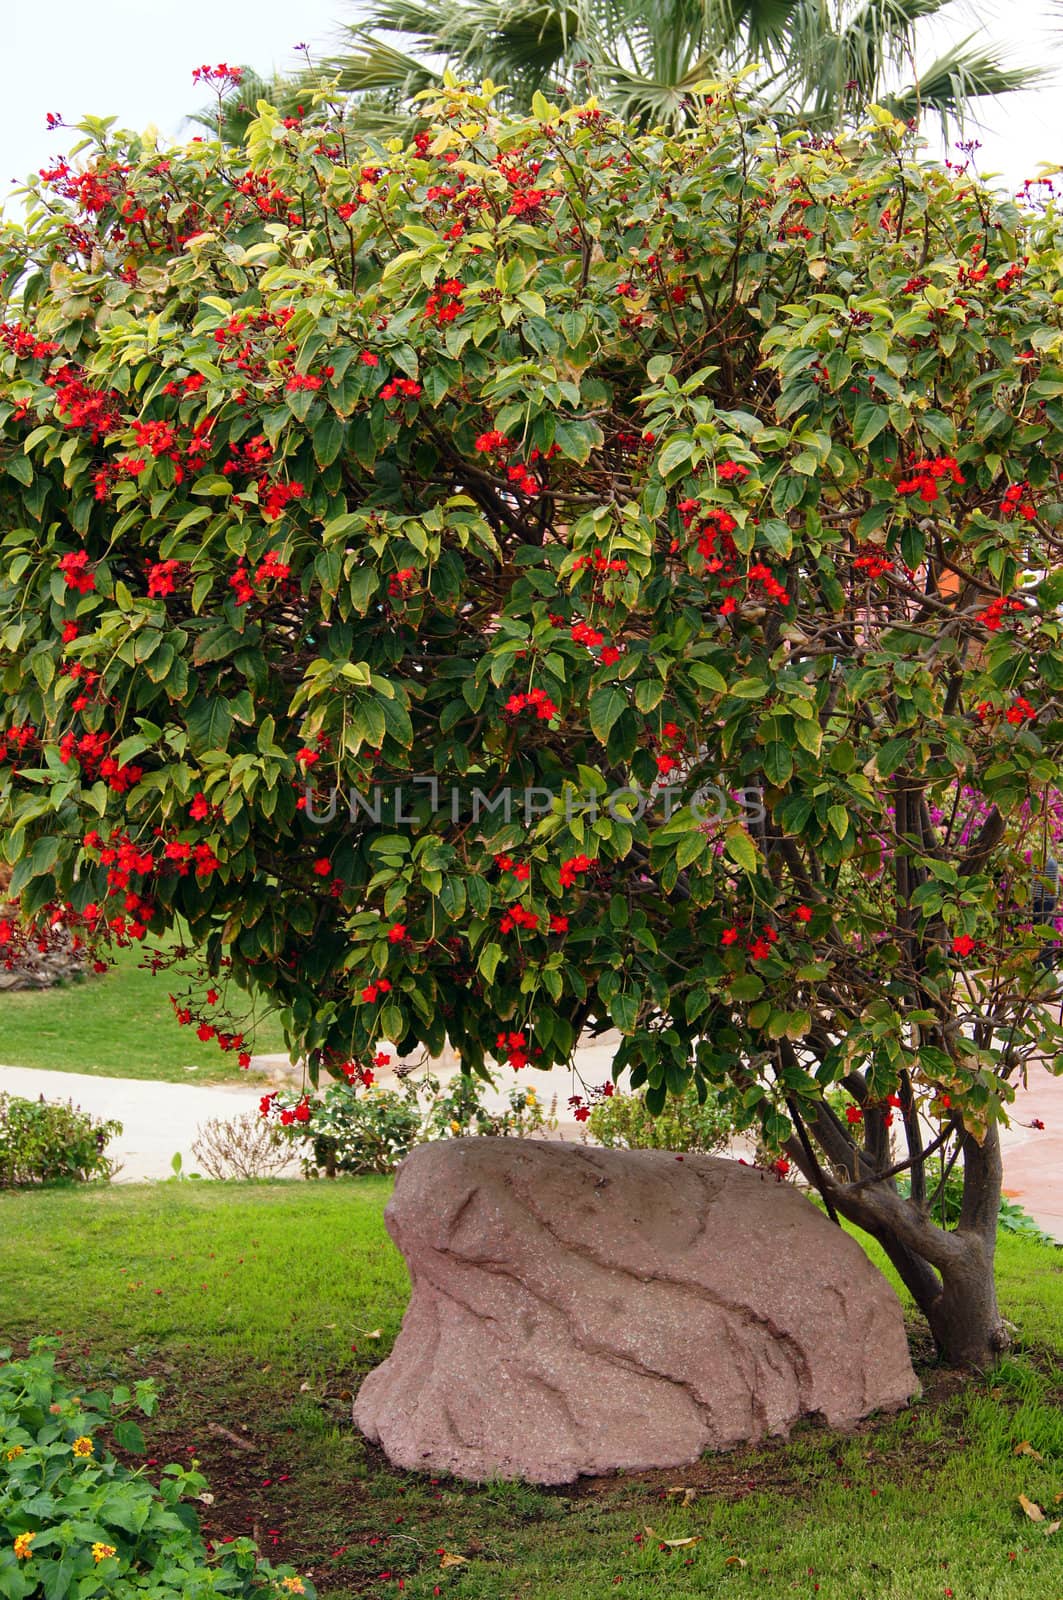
xmin=355 ymin=1139 xmax=918 ymax=1483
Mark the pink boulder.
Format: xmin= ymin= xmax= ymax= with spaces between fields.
xmin=354 ymin=1138 xmax=918 ymax=1483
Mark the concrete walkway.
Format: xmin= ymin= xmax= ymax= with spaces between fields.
xmin=0 ymin=1065 xmax=274 ymax=1182
xmin=999 ymin=1065 xmax=1063 ymax=1241
xmin=1 ymin=1054 xmax=1059 ymax=1240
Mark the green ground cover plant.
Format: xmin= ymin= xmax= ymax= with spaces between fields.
xmin=0 ymin=1339 xmax=314 ymax=1598
xmin=0 ymin=1181 xmax=1060 ymax=1600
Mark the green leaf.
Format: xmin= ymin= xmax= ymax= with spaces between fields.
xmin=657 ymin=436 xmax=694 ymax=478
xmin=852 ymin=401 xmax=888 ymax=448
xmin=478 ymin=943 xmax=503 ymax=984
xmin=588 ymin=686 xmax=626 ymax=744
xmin=113 ymin=1418 xmax=146 ymax=1454
xmin=724 ymin=824 xmax=758 ymax=874
xmin=827 ymin=804 xmax=849 ymax=838
xmin=313 ymin=413 xmax=344 ymax=469
xmin=186 ymin=695 xmax=233 ymax=754
xmin=689 ymin=661 xmax=727 ymax=694
xmin=763 ymin=743 xmax=793 ymax=786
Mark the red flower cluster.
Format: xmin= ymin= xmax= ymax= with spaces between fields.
xmin=58 ymin=550 xmax=95 ymax=594
xmin=721 ymin=924 xmax=778 ymax=960
xmin=896 ymin=455 xmax=965 ymax=502
xmin=191 ymin=63 xmax=244 ymax=87
xmin=1001 ymin=481 xmax=1036 ymax=521
xmin=0 ymin=322 xmax=60 ymax=361
xmin=161 ymin=372 xmax=206 ymax=399
xmin=424 ymin=278 xmax=464 ymax=324
xmin=978 ymin=596 xmax=1024 ymax=632
xmin=496 ymin=1030 xmax=530 ymax=1070
xmin=494 ymin=855 xmax=531 ymax=881
xmin=46 ymin=365 xmax=122 ymax=439
xmin=388 ymin=567 xmax=417 ymax=599
xmin=230 ymin=550 xmax=293 ymax=606
xmin=559 ymin=854 xmax=596 ymax=889
xmin=746 ymin=562 xmax=790 ymax=606
xmin=475 ymin=429 xmax=510 ymax=455
xmin=0 ymin=724 xmax=37 ymax=767
xmin=380 ymin=378 xmax=422 ymax=401
xmin=1006 ymin=696 xmax=1036 ymax=725
xmin=260 ymin=480 xmax=304 ymax=521
xmin=572 ymin=549 xmax=628 ymax=575
xmin=361 ymin=978 xmax=393 ymax=1003
xmin=952 ymin=933 xmax=977 ymax=956
xmin=500 ymin=904 xmax=539 ymax=933
xmin=147 ymin=560 xmax=184 ymax=598
xmin=504 ymin=687 xmax=558 ymax=721
xmin=853 ymin=547 xmax=894 ymax=579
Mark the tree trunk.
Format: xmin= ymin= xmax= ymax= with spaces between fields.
xmin=786 ymin=1113 xmax=1010 ymax=1370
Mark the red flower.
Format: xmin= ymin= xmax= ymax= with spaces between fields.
xmin=549 ymin=914 xmax=569 ymax=934
xmin=721 ymin=927 xmax=740 ymax=946
xmin=559 ymin=854 xmax=596 ymax=888
xmin=952 ymin=933 xmax=977 ymax=956
xmin=312 ymin=858 xmax=332 ymax=876
xmin=379 ymin=377 xmax=422 ymax=401
xmin=388 ymin=924 xmax=408 ymax=943
xmin=792 ymin=905 xmax=813 ymax=922
xmin=504 ymin=687 xmax=559 ymax=722
xmin=190 ymin=793 xmax=210 ymax=821
xmin=846 ymin=1106 xmax=864 ymax=1125
xmin=58 ymin=550 xmax=95 ymax=594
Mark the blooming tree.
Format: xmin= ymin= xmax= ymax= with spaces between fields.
xmin=2 ymin=82 xmax=1063 ymax=1366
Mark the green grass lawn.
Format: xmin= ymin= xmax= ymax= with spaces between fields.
xmin=0 ymin=938 xmax=289 ymax=1081
xmin=2 ymin=1179 xmax=1062 ymax=1599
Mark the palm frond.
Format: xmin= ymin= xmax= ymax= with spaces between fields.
xmin=884 ymin=39 xmax=1050 ymax=130
xmin=318 ymin=31 xmax=441 ymax=97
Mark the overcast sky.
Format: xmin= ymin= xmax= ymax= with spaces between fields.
xmin=2 ymin=0 xmax=1061 ymax=211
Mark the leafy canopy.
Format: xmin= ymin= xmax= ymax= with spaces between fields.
xmin=1 ymin=84 xmax=1062 ymax=1169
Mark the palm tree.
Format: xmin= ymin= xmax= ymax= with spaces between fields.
xmin=304 ymin=0 xmax=1044 ymax=135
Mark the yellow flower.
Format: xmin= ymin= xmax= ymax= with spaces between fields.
xmin=71 ymin=1436 xmax=94 ymax=1458
xmin=5 ymin=1445 xmax=24 ymax=1461
xmin=92 ymin=1543 xmax=117 ymax=1564
xmin=449 ymin=1120 xmax=461 ymax=1133
xmin=280 ymin=1578 xmax=306 ymax=1595
xmin=525 ymin=1088 xmax=537 ymax=1101
xmin=13 ymin=1532 xmax=34 ymax=1559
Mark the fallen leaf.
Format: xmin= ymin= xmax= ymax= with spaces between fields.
xmin=1019 ymin=1495 xmax=1045 ymax=1522
xmin=666 ymin=1487 xmax=697 ymax=1506
xmin=725 ymin=1556 xmax=747 ymax=1568
xmin=1046 ymin=1521 xmax=1061 ymax=1536
xmin=1013 ymin=1441 xmax=1044 ymax=1460
xmin=439 ymin=1551 xmax=468 ymax=1568
xmin=197 ymin=1492 xmax=214 ymax=1505
xmin=644 ymin=1526 xmax=699 ymax=1549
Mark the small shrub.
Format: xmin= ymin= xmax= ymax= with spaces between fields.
xmin=586 ymin=1085 xmax=736 ymax=1153
xmin=277 ymin=1083 xmax=423 ymax=1177
xmin=270 ymin=1069 xmax=559 ymax=1177
xmin=422 ymin=1072 xmax=557 ymax=1141
xmin=191 ymin=1111 xmax=296 ymax=1180
xmin=0 ymin=1337 xmax=315 ymax=1597
xmin=0 ymin=1094 xmax=121 ymax=1186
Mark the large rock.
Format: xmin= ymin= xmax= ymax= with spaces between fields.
xmin=355 ymin=1139 xmax=918 ymax=1483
